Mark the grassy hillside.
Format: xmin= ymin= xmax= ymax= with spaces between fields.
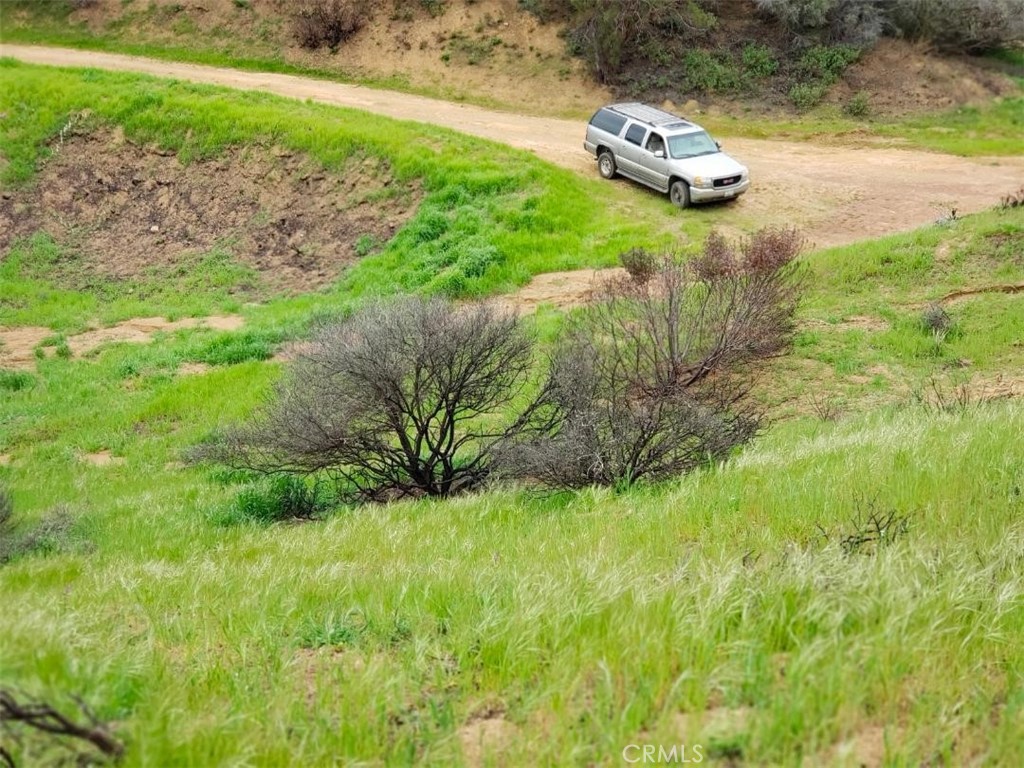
xmin=2 ymin=64 xmax=1024 ymax=765
xmin=0 ymin=61 xmax=687 ymax=320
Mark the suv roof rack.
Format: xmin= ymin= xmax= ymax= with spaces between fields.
xmin=608 ymin=102 xmax=693 ymax=129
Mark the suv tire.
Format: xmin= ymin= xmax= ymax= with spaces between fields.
xmin=598 ymin=150 xmax=617 ymax=180
xmin=670 ymin=179 xmax=691 ymax=209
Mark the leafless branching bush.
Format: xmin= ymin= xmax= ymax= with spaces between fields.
xmin=810 ymin=393 xmax=842 ymax=422
xmin=292 ymin=0 xmax=368 ymax=50
xmin=203 ymin=298 xmax=548 ymax=503
xmin=566 ymin=0 xmax=717 ymax=81
xmin=817 ymin=497 xmax=911 ymax=555
xmin=504 ymin=228 xmax=804 ymax=489
xmin=916 ymin=375 xmax=974 ymax=413
xmin=0 ymin=689 xmax=122 ymax=765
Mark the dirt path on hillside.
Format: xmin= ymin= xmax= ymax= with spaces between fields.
xmin=3 ymin=45 xmax=1023 ymax=248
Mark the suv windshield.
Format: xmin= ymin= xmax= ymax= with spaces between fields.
xmin=667 ymin=131 xmax=718 ymax=159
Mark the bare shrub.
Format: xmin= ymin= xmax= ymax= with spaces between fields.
xmin=292 ymin=0 xmax=368 ymax=50
xmin=505 ymin=228 xmax=804 ymax=489
xmin=619 ymin=247 xmax=659 ymax=284
xmin=566 ymin=0 xmax=717 ymax=81
xmin=0 ymin=689 xmax=123 ymax=765
xmin=204 ymin=298 xmax=547 ymax=502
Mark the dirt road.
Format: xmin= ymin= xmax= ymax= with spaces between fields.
xmin=3 ymin=44 xmax=1022 ymax=248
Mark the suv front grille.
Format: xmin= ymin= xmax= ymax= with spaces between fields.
xmin=714 ymin=175 xmax=741 ymax=188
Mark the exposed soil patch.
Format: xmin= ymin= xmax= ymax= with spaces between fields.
xmin=458 ymin=712 xmax=519 ymax=768
xmin=0 ymin=315 xmax=245 ymax=369
xmin=493 ymin=268 xmax=624 ymax=315
xmin=829 ymin=40 xmax=1019 ymax=117
xmin=0 ymin=129 xmax=421 ymax=294
xmin=177 ymin=362 xmax=212 ymax=376
xmin=0 ymin=327 xmax=51 ymax=369
xmin=83 ymin=450 xmax=125 ymax=467
xmin=0 ymin=454 xmax=12 ymax=466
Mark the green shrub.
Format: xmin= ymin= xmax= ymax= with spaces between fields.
xmin=742 ymin=43 xmax=778 ymax=79
xmin=185 ymin=330 xmax=281 ymax=366
xmin=789 ymin=81 xmax=829 ymax=109
xmin=682 ymin=50 xmax=741 ymax=92
xmin=844 ymin=90 xmax=870 ymax=117
xmin=798 ymin=44 xmax=860 ymax=83
xmin=0 ymin=369 xmax=36 ymax=392
xmin=225 ymin=476 xmax=333 ymax=525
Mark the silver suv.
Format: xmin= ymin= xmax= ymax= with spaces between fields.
xmin=584 ymin=103 xmax=749 ymax=208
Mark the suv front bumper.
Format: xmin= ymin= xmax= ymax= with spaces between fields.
xmin=690 ymin=178 xmax=750 ymax=203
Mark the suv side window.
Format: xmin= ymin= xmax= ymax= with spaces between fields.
xmin=590 ymin=109 xmax=628 ymax=136
xmin=624 ymin=123 xmax=647 ymax=146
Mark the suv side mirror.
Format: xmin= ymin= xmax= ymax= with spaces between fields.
xmin=653 ymin=149 xmax=665 ymax=159
xmin=715 ymin=141 xmax=722 ymax=150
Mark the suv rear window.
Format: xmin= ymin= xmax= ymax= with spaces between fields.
xmin=590 ymin=109 xmax=628 ymax=136
xmin=624 ymin=124 xmax=647 ymax=146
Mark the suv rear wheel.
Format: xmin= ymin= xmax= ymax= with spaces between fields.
xmin=598 ymin=150 xmax=617 ymax=179
xmin=670 ymin=179 xmax=690 ymax=209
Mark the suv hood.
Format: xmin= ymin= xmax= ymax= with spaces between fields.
xmin=670 ymin=152 xmax=746 ymax=177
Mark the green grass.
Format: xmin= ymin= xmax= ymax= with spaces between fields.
xmin=2 ymin=59 xmax=1024 ymax=766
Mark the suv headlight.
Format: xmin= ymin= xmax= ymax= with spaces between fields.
xmin=692 ymin=176 xmax=714 ymax=189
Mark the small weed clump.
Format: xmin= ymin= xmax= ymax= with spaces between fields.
xmin=1001 ymin=187 xmax=1024 ymax=209
xmin=0 ymin=489 xmax=78 ymax=565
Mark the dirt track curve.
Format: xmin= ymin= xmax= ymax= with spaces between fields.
xmin=3 ymin=44 xmax=1023 ymax=248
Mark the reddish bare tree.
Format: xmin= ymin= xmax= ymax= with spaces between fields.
xmin=505 ymin=228 xmax=804 ymax=488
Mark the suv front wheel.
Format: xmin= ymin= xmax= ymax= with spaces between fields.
xmin=670 ymin=179 xmax=691 ymax=209
xmin=598 ymin=150 xmax=617 ymax=179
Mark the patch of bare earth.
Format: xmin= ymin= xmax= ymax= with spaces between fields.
xmin=828 ymin=39 xmax=1019 ymax=117
xmin=83 ymin=449 xmax=125 ymax=467
xmin=0 ymin=128 xmax=421 ymax=294
xmin=493 ymin=268 xmax=624 ymax=314
xmin=177 ymin=362 xmax=211 ymax=376
xmin=805 ymin=724 xmax=901 ymax=768
xmin=0 ymin=315 xmax=245 ymax=369
xmin=458 ymin=710 xmax=519 ymax=768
